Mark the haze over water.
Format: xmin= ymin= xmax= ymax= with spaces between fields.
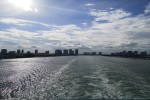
xmin=0 ymin=56 xmax=150 ymax=99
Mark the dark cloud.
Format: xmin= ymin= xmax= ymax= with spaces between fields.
xmin=127 ymin=32 xmax=150 ymax=39
xmin=17 ymin=46 xmax=24 ymax=48
xmin=119 ymin=42 xmax=138 ymax=47
xmin=31 ymin=46 xmax=37 ymax=48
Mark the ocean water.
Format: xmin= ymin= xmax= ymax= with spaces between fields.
xmin=0 ymin=56 xmax=150 ymax=99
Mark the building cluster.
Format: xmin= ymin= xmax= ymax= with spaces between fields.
xmin=83 ymin=52 xmax=102 ymax=55
xmin=0 ymin=49 xmax=79 ymax=59
xmin=55 ymin=49 xmax=78 ymax=56
xmin=0 ymin=48 xmax=149 ymax=59
xmin=111 ymin=51 xmax=148 ymax=58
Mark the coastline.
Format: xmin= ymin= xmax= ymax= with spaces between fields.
xmin=108 ymin=56 xmax=150 ymax=60
xmin=0 ymin=55 xmax=150 ymax=60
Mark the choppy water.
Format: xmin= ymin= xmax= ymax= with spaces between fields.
xmin=0 ymin=56 xmax=150 ymax=99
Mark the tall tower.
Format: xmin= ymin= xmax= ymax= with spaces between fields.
xmin=35 ymin=50 xmax=38 ymax=55
xmin=75 ymin=49 xmax=78 ymax=55
xmin=17 ymin=49 xmax=21 ymax=55
xmin=69 ymin=49 xmax=72 ymax=55
xmin=1 ymin=49 xmax=7 ymax=55
xmin=63 ymin=49 xmax=69 ymax=55
xmin=21 ymin=49 xmax=24 ymax=54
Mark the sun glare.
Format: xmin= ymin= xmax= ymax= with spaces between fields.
xmin=8 ymin=0 xmax=33 ymax=11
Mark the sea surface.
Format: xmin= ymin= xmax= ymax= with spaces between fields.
xmin=0 ymin=56 xmax=150 ymax=99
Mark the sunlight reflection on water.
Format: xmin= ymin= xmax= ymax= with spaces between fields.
xmin=0 ymin=56 xmax=150 ymax=99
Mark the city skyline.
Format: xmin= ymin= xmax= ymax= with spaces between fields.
xmin=1 ymin=48 xmax=149 ymax=59
xmin=0 ymin=48 xmax=79 ymax=54
xmin=0 ymin=48 xmax=80 ymax=59
xmin=0 ymin=0 xmax=150 ymax=54
xmin=0 ymin=48 xmax=149 ymax=55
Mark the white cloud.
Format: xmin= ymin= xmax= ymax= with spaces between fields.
xmin=8 ymin=0 xmax=38 ymax=13
xmin=0 ymin=4 xmax=150 ymax=53
xmin=84 ymin=3 xmax=95 ymax=7
xmin=89 ymin=8 xmax=150 ymax=52
xmin=144 ymin=3 xmax=150 ymax=14
xmin=0 ymin=18 xmax=50 ymax=27
xmin=90 ymin=9 xmax=131 ymax=22
xmin=34 ymin=8 xmax=39 ymax=13
xmin=82 ymin=23 xmax=87 ymax=26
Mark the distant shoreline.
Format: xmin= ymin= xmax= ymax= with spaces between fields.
xmin=0 ymin=55 xmax=150 ymax=60
xmin=108 ymin=56 xmax=150 ymax=60
xmin=0 ymin=55 xmax=79 ymax=60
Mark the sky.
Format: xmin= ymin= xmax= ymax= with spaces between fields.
xmin=0 ymin=0 xmax=150 ymax=54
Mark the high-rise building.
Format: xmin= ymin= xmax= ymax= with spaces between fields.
xmin=35 ymin=50 xmax=38 ymax=55
xmin=127 ymin=51 xmax=133 ymax=57
xmin=55 ymin=49 xmax=62 ymax=55
xmin=140 ymin=51 xmax=147 ymax=57
xmin=91 ymin=52 xmax=96 ymax=55
xmin=21 ymin=49 xmax=24 ymax=54
xmin=72 ymin=50 xmax=74 ymax=55
xmin=27 ymin=51 xmax=31 ymax=54
xmin=1 ymin=49 xmax=7 ymax=55
xmin=69 ymin=49 xmax=74 ymax=55
xmin=122 ymin=51 xmax=127 ymax=56
xmin=17 ymin=49 xmax=21 ymax=55
xmin=83 ymin=52 xmax=90 ymax=55
xmin=75 ymin=49 xmax=78 ymax=55
xmin=99 ymin=52 xmax=102 ymax=55
xmin=9 ymin=51 xmax=16 ymax=55
xmin=133 ymin=51 xmax=138 ymax=56
xmin=69 ymin=49 xmax=72 ymax=55
xmin=63 ymin=49 xmax=69 ymax=55
xmin=45 ymin=51 xmax=49 ymax=55
xmin=111 ymin=53 xmax=115 ymax=56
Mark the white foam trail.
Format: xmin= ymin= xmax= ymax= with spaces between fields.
xmin=87 ymin=65 xmax=124 ymax=99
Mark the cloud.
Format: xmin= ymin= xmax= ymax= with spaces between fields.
xmin=84 ymin=3 xmax=95 ymax=7
xmin=8 ymin=0 xmax=38 ymax=13
xmin=82 ymin=23 xmax=88 ymax=26
xmin=0 ymin=18 xmax=50 ymax=27
xmin=90 ymin=9 xmax=131 ymax=22
xmin=0 ymin=3 xmax=150 ymax=53
xmin=119 ymin=42 xmax=138 ymax=48
xmin=144 ymin=3 xmax=150 ymax=14
xmin=88 ymin=7 xmax=150 ymax=52
xmin=31 ymin=46 xmax=38 ymax=48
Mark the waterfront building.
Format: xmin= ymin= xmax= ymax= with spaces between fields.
xmin=45 ymin=51 xmax=49 ymax=55
xmin=55 ymin=49 xmax=62 ymax=55
xmin=91 ymin=52 xmax=96 ymax=55
xmin=8 ymin=51 xmax=16 ymax=57
xmin=21 ymin=49 xmax=24 ymax=54
xmin=9 ymin=51 xmax=16 ymax=54
xmin=69 ymin=49 xmax=72 ymax=55
xmin=127 ymin=51 xmax=133 ymax=57
xmin=140 ymin=51 xmax=147 ymax=57
xmin=99 ymin=52 xmax=102 ymax=55
xmin=75 ymin=49 xmax=79 ymax=55
xmin=1 ymin=49 xmax=7 ymax=55
xmin=122 ymin=51 xmax=127 ymax=56
xmin=72 ymin=50 xmax=74 ymax=55
xmin=111 ymin=53 xmax=115 ymax=56
xmin=17 ymin=49 xmax=21 ymax=55
xmin=27 ymin=51 xmax=31 ymax=54
xmin=69 ymin=49 xmax=74 ymax=55
xmin=35 ymin=50 xmax=38 ymax=55
xmin=63 ymin=49 xmax=69 ymax=55
xmin=83 ymin=52 xmax=90 ymax=55
xmin=133 ymin=51 xmax=138 ymax=56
